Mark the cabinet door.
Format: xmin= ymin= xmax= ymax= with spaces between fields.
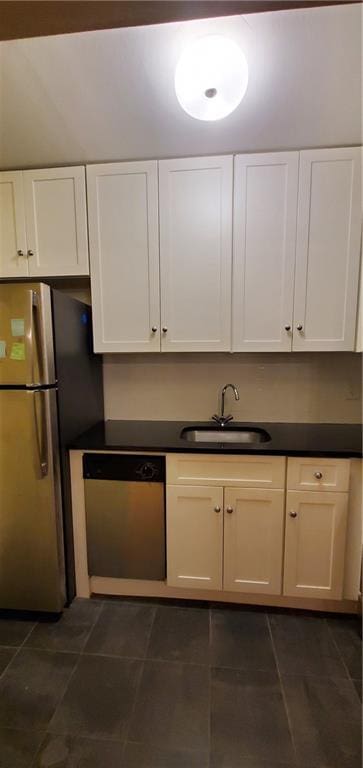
xmin=87 ymin=161 xmax=160 ymax=353
xmin=223 ymin=488 xmax=284 ymax=594
xmin=233 ymin=153 xmax=298 ymax=351
xmin=159 ymin=156 xmax=232 ymax=352
xmin=284 ymin=491 xmax=348 ymax=599
xmin=167 ymin=485 xmax=223 ymax=589
xmin=0 ymin=171 xmax=28 ymax=277
xmin=293 ymin=147 xmax=361 ymax=351
xmin=24 ymin=166 xmax=89 ymax=277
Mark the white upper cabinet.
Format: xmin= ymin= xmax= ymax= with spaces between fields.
xmin=87 ymin=161 xmax=160 ymax=353
xmin=166 ymin=484 xmax=223 ymax=590
xmin=232 ymin=152 xmax=299 ymax=352
xmin=293 ymin=147 xmax=361 ymax=351
xmin=159 ymin=156 xmax=233 ymax=352
xmin=0 ymin=171 xmax=28 ymax=277
xmin=23 ymin=166 xmax=89 ymax=277
xmin=0 ymin=167 xmax=89 ymax=278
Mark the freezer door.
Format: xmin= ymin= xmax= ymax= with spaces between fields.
xmin=0 ymin=282 xmax=55 ymax=386
xmin=0 ymin=388 xmax=65 ymax=611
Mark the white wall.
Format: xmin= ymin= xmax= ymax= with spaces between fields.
xmin=0 ymin=3 xmax=361 ymax=169
xmin=103 ymin=352 xmax=362 ymax=423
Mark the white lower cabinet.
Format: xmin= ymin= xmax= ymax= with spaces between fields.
xmin=165 ymin=455 xmax=353 ymax=603
xmin=166 ymin=485 xmax=223 ymax=590
xmin=223 ymin=488 xmax=285 ymax=594
xmin=166 ymin=483 xmax=285 ymax=595
xmin=283 ymin=490 xmax=348 ymax=599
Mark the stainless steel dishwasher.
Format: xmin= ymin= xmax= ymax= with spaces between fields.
xmin=83 ymin=453 xmax=166 ymax=580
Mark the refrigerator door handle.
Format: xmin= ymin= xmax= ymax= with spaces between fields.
xmin=32 ymin=389 xmax=49 ymax=478
xmin=29 ymin=289 xmax=45 ymax=385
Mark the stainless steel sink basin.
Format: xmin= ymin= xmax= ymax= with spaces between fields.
xmin=181 ymin=427 xmax=271 ymax=444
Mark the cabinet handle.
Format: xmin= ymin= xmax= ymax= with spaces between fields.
xmin=162 ymin=327 xmax=168 ymax=333
xmin=214 ymin=506 xmax=221 ymax=513
xmin=17 ymin=249 xmax=24 ymax=257
xmin=284 ymin=325 xmax=291 ymax=332
xmin=289 ymin=511 xmax=297 ymax=518
xmin=151 ymin=326 xmax=157 ymax=333
xmin=27 ymin=249 xmax=34 ymax=257
xmin=296 ymin=324 xmax=303 ymax=331
xmin=314 ymin=471 xmax=323 ymax=479
xmin=226 ymin=506 xmax=233 ymax=514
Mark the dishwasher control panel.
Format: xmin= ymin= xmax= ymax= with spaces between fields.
xmin=83 ymin=453 xmax=165 ymax=483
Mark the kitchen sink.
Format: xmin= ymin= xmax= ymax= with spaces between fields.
xmin=180 ymin=427 xmax=271 ymax=444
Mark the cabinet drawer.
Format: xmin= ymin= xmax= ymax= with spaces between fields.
xmin=166 ymin=454 xmax=286 ymax=488
xmin=287 ymin=457 xmax=350 ymax=493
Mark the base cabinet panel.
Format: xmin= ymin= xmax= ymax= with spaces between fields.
xmin=223 ymin=488 xmax=285 ymax=594
xmin=283 ymin=490 xmax=348 ymax=599
xmin=166 ymin=485 xmax=223 ymax=590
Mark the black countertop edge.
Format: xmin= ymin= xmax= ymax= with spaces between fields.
xmin=69 ymin=420 xmax=363 ymax=459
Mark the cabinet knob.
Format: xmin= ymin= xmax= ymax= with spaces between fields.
xmin=27 ymin=249 xmax=34 ymax=257
xmin=151 ymin=326 xmax=157 ymax=333
xmin=226 ymin=506 xmax=233 ymax=514
xmin=17 ymin=249 xmax=24 ymax=257
xmin=284 ymin=325 xmax=291 ymax=332
xmin=162 ymin=327 xmax=168 ymax=333
xmin=296 ymin=324 xmax=303 ymax=331
xmin=289 ymin=511 xmax=297 ymax=518
xmin=314 ymin=471 xmax=323 ymax=480
xmin=214 ymin=506 xmax=221 ymax=513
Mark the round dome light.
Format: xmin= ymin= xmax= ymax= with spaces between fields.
xmin=175 ymin=35 xmax=248 ymax=122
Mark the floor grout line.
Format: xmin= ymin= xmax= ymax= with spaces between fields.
xmin=0 ymin=621 xmax=38 ymax=684
xmin=120 ymin=604 xmax=158 ymax=757
xmin=324 ymin=618 xmax=363 ymax=706
xmin=28 ymin=731 xmax=49 ymax=768
xmin=324 ymin=617 xmax=354 ymax=680
xmin=266 ymin=613 xmax=299 ymax=768
xmin=41 ymin=651 xmax=84 ymax=740
xmin=77 ymin=600 xmax=106 ymax=655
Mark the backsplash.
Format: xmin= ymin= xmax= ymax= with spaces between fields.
xmin=103 ymin=352 xmax=362 ymax=423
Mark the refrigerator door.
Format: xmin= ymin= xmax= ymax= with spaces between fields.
xmin=0 ymin=388 xmax=65 ymax=611
xmin=0 ymin=282 xmax=55 ymax=386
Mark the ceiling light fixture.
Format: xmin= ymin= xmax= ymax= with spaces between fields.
xmin=175 ymin=34 xmax=248 ymax=122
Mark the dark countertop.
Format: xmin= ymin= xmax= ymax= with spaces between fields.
xmin=69 ymin=420 xmax=363 ymax=458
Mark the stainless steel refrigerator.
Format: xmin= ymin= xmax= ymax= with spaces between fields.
xmin=0 ymin=282 xmax=103 ymax=612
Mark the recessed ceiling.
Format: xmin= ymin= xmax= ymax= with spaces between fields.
xmin=0 ymin=1 xmax=359 ymax=41
xmin=0 ymin=3 xmax=360 ymax=169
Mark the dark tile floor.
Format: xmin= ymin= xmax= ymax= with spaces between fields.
xmin=0 ymin=598 xmax=361 ymax=768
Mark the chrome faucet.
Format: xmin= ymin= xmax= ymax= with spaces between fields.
xmin=212 ymin=383 xmax=240 ymax=427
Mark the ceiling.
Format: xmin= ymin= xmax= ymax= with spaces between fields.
xmin=0 ymin=1 xmax=358 ymax=41
xmin=0 ymin=3 xmax=361 ymax=169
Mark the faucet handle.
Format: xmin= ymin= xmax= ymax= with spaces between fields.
xmin=212 ymin=414 xmax=222 ymax=424
xmin=223 ymin=415 xmax=233 ymax=424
